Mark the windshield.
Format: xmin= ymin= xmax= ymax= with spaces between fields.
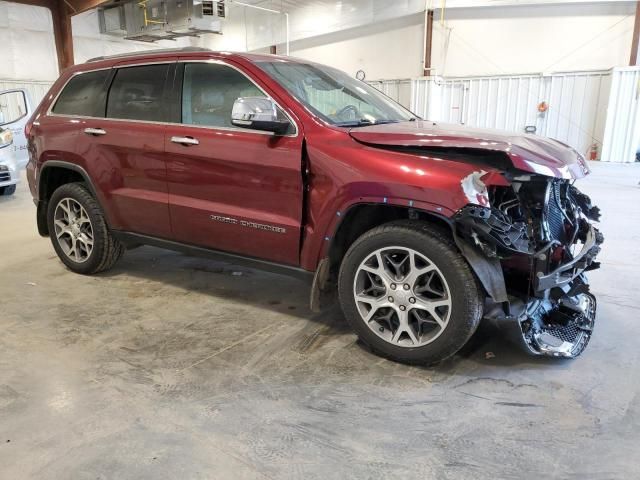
xmin=257 ymin=61 xmax=416 ymax=127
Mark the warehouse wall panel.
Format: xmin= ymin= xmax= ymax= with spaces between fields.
xmin=367 ymin=79 xmax=414 ymax=109
xmin=409 ymin=71 xmax=611 ymax=157
xmin=601 ymin=67 xmax=640 ymax=163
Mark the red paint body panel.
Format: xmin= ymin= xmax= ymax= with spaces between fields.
xmin=27 ymin=50 xmax=592 ymax=274
xmin=76 ymin=118 xmax=170 ymax=238
xmin=349 ymin=121 xmax=590 ymax=179
xmin=164 ymin=126 xmax=303 ymax=265
xmin=26 ymin=70 xmax=81 ymax=201
xmin=26 ymin=114 xmax=81 ymax=198
xmin=295 ymin=126 xmax=485 ymax=270
xmin=162 ymin=55 xmax=305 ymax=265
xmin=27 ymin=80 xmax=170 ymax=238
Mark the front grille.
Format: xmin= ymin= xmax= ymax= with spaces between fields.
xmin=0 ymin=172 xmax=10 ymax=182
xmin=545 ymin=181 xmax=566 ymax=242
xmin=542 ymin=322 xmax=581 ymax=343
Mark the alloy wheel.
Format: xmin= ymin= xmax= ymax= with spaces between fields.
xmin=53 ymin=198 xmax=94 ymax=263
xmin=353 ymin=247 xmax=452 ymax=347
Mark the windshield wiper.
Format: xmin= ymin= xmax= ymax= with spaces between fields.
xmin=336 ymin=119 xmax=401 ymax=128
xmin=371 ymin=119 xmax=402 ymax=125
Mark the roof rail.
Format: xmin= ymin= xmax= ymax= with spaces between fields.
xmin=86 ymin=47 xmax=212 ymax=63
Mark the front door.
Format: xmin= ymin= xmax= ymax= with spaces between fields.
xmin=165 ymin=60 xmax=304 ymax=266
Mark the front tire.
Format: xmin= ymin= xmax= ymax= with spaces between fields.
xmin=338 ymin=220 xmax=483 ymax=365
xmin=47 ymin=182 xmax=124 ymax=274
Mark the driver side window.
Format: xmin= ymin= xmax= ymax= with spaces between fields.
xmin=182 ymin=63 xmax=265 ymax=128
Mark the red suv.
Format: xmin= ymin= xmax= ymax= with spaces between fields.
xmin=26 ymin=48 xmax=603 ymax=364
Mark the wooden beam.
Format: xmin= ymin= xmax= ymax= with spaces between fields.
xmin=50 ymin=0 xmax=75 ymax=71
xmin=631 ymin=1 xmax=640 ymax=66
xmin=423 ymin=9 xmax=434 ymax=76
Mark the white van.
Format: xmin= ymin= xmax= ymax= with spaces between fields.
xmin=0 ymin=89 xmax=33 ymax=196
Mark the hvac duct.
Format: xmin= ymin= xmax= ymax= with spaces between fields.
xmin=98 ymin=0 xmax=226 ymax=42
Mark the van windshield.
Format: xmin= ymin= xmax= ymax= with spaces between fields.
xmin=257 ymin=61 xmax=416 ymax=127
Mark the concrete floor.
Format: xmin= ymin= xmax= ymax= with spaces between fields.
xmin=0 ymin=162 xmax=639 ymax=479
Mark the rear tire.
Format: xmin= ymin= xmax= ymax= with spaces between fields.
xmin=47 ymin=182 xmax=124 ymax=274
xmin=0 ymin=184 xmax=16 ymax=196
xmin=338 ymin=220 xmax=483 ymax=365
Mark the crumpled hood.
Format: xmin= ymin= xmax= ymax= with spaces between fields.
xmin=349 ymin=120 xmax=590 ymax=179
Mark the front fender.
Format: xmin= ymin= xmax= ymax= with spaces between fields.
xmin=299 ymin=128 xmax=511 ymax=272
xmin=299 ymin=187 xmax=456 ymax=271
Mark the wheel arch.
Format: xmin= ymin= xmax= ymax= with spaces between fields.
xmin=311 ymin=202 xmax=451 ymax=311
xmin=327 ymin=203 xmax=453 ymax=277
xmin=309 ymin=201 xmax=508 ymax=310
xmin=37 ymin=161 xmax=103 ymax=237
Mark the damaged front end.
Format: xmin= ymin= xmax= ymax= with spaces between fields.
xmin=454 ymin=173 xmax=603 ymax=358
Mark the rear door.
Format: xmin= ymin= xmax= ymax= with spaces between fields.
xmin=0 ymin=89 xmax=33 ymax=168
xmin=164 ymin=59 xmax=304 ymax=266
xmin=73 ymin=62 xmax=173 ymax=238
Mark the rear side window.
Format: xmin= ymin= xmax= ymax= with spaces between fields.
xmin=52 ymin=70 xmax=110 ymax=117
xmin=107 ymin=65 xmax=169 ymax=122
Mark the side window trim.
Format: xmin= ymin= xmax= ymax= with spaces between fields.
xmin=46 ymin=60 xmax=298 ymax=137
xmin=166 ymin=62 xmax=183 ymax=125
xmin=98 ymin=69 xmax=117 ymax=118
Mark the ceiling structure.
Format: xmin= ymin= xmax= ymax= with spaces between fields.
xmin=3 ymin=0 xmax=638 ymax=72
xmin=242 ymin=0 xmax=635 ymax=9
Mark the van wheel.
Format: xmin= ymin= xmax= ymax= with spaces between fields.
xmin=338 ymin=220 xmax=483 ymax=365
xmin=1 ymin=184 xmax=16 ymax=196
xmin=47 ymin=182 xmax=124 ymax=274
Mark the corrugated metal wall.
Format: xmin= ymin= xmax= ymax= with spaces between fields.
xmin=409 ymin=71 xmax=612 ymax=158
xmin=367 ymin=79 xmax=413 ymax=111
xmin=600 ymin=68 xmax=640 ymax=163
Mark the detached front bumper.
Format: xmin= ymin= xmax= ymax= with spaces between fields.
xmin=454 ymin=178 xmax=603 ymax=359
xmin=535 ymin=223 xmax=603 ymax=291
xmin=488 ymin=291 xmax=597 ymax=358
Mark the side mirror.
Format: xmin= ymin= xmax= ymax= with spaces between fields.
xmin=231 ymin=97 xmax=291 ymax=136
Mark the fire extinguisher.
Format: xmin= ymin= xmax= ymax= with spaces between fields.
xmin=589 ymin=143 xmax=598 ymax=161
